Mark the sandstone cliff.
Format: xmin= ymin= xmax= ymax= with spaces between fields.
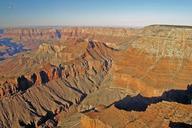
xmin=80 ymin=101 xmax=192 ymax=128
xmin=0 ymin=25 xmax=192 ymax=127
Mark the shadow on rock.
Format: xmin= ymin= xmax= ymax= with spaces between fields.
xmin=19 ymin=120 xmax=35 ymax=128
xmin=169 ymin=121 xmax=192 ymax=128
xmin=39 ymin=70 xmax=49 ymax=84
xmin=17 ymin=75 xmax=33 ymax=92
xmin=37 ymin=110 xmax=55 ymax=126
xmin=37 ymin=110 xmax=58 ymax=127
xmin=31 ymin=73 xmax=37 ymax=84
xmin=113 ymin=85 xmax=192 ymax=111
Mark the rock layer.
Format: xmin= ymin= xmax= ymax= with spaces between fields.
xmin=1 ymin=25 xmax=192 ymax=127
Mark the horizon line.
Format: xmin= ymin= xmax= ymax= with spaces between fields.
xmin=1 ymin=24 xmax=192 ymax=29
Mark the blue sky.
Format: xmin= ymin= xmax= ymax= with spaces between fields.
xmin=0 ymin=0 xmax=192 ymax=27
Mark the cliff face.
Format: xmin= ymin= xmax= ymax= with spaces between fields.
xmin=0 ymin=39 xmax=112 ymax=98
xmin=4 ymin=27 xmax=137 ymax=43
xmin=0 ymin=39 xmax=112 ymax=127
xmin=110 ymin=25 xmax=192 ymax=97
xmin=1 ymin=25 xmax=192 ymax=127
xmin=80 ymin=101 xmax=192 ymax=128
xmin=81 ymin=115 xmax=112 ymax=128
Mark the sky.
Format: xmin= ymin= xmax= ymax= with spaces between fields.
xmin=0 ymin=0 xmax=192 ymax=28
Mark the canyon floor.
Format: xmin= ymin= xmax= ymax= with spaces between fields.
xmin=0 ymin=25 xmax=192 ymax=128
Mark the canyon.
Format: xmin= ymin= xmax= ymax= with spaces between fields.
xmin=0 ymin=25 xmax=192 ymax=128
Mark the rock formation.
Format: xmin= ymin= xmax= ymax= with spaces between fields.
xmin=80 ymin=101 xmax=192 ymax=128
xmin=0 ymin=25 xmax=192 ymax=127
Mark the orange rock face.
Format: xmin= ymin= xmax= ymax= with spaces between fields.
xmin=81 ymin=115 xmax=112 ymax=128
xmin=81 ymin=101 xmax=192 ymax=128
xmin=1 ymin=25 xmax=192 ymax=127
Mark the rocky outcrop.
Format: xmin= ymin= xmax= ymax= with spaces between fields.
xmin=1 ymin=25 xmax=192 ymax=127
xmin=80 ymin=101 xmax=192 ymax=128
xmin=3 ymin=27 xmax=137 ymax=49
xmin=0 ymin=39 xmax=113 ymax=127
xmin=81 ymin=115 xmax=112 ymax=128
xmin=79 ymin=85 xmax=192 ymax=128
xmin=109 ymin=25 xmax=192 ymax=97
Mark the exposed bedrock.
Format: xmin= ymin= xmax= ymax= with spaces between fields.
xmin=0 ymin=40 xmax=113 ymax=127
xmin=1 ymin=25 xmax=192 ymax=127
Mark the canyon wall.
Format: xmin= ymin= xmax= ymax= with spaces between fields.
xmin=1 ymin=25 xmax=192 ymax=127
